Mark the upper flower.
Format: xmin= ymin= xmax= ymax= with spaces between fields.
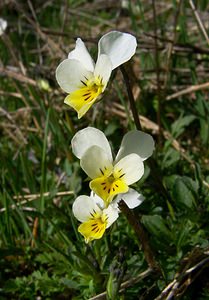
xmin=73 ymin=189 xmax=144 ymax=243
xmin=56 ymin=31 xmax=137 ymax=118
xmin=71 ymin=127 xmax=154 ymax=206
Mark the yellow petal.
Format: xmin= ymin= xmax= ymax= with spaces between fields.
xmin=78 ymin=218 xmax=106 ymax=243
xmin=64 ymin=77 xmax=104 ymax=118
xmin=64 ymin=90 xmax=96 ymax=119
xmin=90 ymin=176 xmax=129 ymax=206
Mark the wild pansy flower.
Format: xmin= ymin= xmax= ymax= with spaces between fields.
xmin=71 ymin=127 xmax=154 ymax=206
xmin=73 ymin=189 xmax=143 ymax=243
xmin=56 ymin=31 xmax=137 ymax=118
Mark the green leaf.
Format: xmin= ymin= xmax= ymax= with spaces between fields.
xmin=172 ymin=176 xmax=197 ymax=209
xmin=181 ymin=176 xmax=198 ymax=194
xmin=171 ymin=114 xmax=196 ymax=138
xmin=60 ymin=278 xmax=78 ymax=289
xmin=195 ymin=96 xmax=209 ymax=146
xmin=142 ymin=215 xmax=171 ymax=244
xmin=162 ymin=148 xmax=180 ymax=169
xmin=164 ymin=174 xmax=179 ymax=190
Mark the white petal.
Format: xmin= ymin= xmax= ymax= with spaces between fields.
xmin=103 ymin=205 xmax=119 ymax=228
xmin=115 ymin=130 xmax=155 ymax=162
xmin=98 ymin=31 xmax=137 ymax=70
xmin=72 ymin=195 xmax=101 ymax=222
xmin=114 ymin=188 xmax=144 ymax=209
xmin=0 ymin=18 xmax=7 ymax=36
xmin=81 ymin=145 xmax=113 ymax=179
xmin=71 ymin=127 xmax=113 ymax=161
xmin=94 ymin=54 xmax=112 ymax=90
xmin=90 ymin=191 xmax=105 ymax=209
xmin=68 ymin=38 xmax=95 ymax=72
xmin=114 ymin=154 xmax=144 ymax=185
xmin=56 ymin=59 xmax=92 ymax=93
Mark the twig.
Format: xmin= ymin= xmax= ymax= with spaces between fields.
xmin=0 ymin=90 xmax=22 ymax=98
xmin=0 ymin=66 xmax=37 ymax=86
xmin=143 ymin=32 xmax=209 ymax=54
xmin=13 ymin=190 xmax=74 ymax=200
xmin=154 ymin=279 xmax=177 ymax=300
xmin=0 ymin=123 xmax=39 ymax=133
xmin=0 ymin=191 xmax=74 ymax=212
xmin=166 ymin=82 xmax=209 ymax=100
xmin=88 ymin=268 xmax=153 ymax=300
xmin=155 ymin=249 xmax=209 ymax=299
xmin=189 ymin=0 xmax=209 ymax=46
xmin=31 ymin=217 xmax=38 ymax=248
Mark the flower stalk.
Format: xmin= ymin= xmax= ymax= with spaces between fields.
xmin=120 ymin=65 xmax=142 ymax=131
xmin=118 ymin=199 xmax=160 ymax=272
xmin=121 ymin=64 xmax=169 ymax=199
xmin=120 ymin=62 xmax=167 ymax=273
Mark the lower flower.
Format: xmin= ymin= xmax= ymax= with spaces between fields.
xmin=72 ymin=194 xmax=118 ymax=243
xmin=72 ymin=189 xmax=144 ymax=243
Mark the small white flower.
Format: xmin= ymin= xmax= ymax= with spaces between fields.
xmin=0 ymin=18 xmax=7 ymax=36
xmin=71 ymin=127 xmax=154 ymax=205
xmin=73 ymin=189 xmax=143 ymax=243
xmin=72 ymin=193 xmax=119 ymax=243
xmin=56 ymin=31 xmax=137 ymax=118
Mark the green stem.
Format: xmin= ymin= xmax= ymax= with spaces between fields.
xmin=119 ymin=200 xmax=160 ymax=272
xmin=120 ymin=65 xmax=170 ymax=198
xmin=120 ymin=65 xmax=165 ymax=273
xmin=40 ymin=108 xmax=51 ymax=233
xmin=120 ymin=65 xmax=142 ymax=131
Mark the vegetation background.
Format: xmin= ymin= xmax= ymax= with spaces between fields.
xmin=0 ymin=0 xmax=209 ymax=299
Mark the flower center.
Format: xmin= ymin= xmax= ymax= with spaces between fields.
xmin=90 ymin=168 xmax=129 ymax=206
xmin=81 ymin=76 xmax=104 ymax=102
